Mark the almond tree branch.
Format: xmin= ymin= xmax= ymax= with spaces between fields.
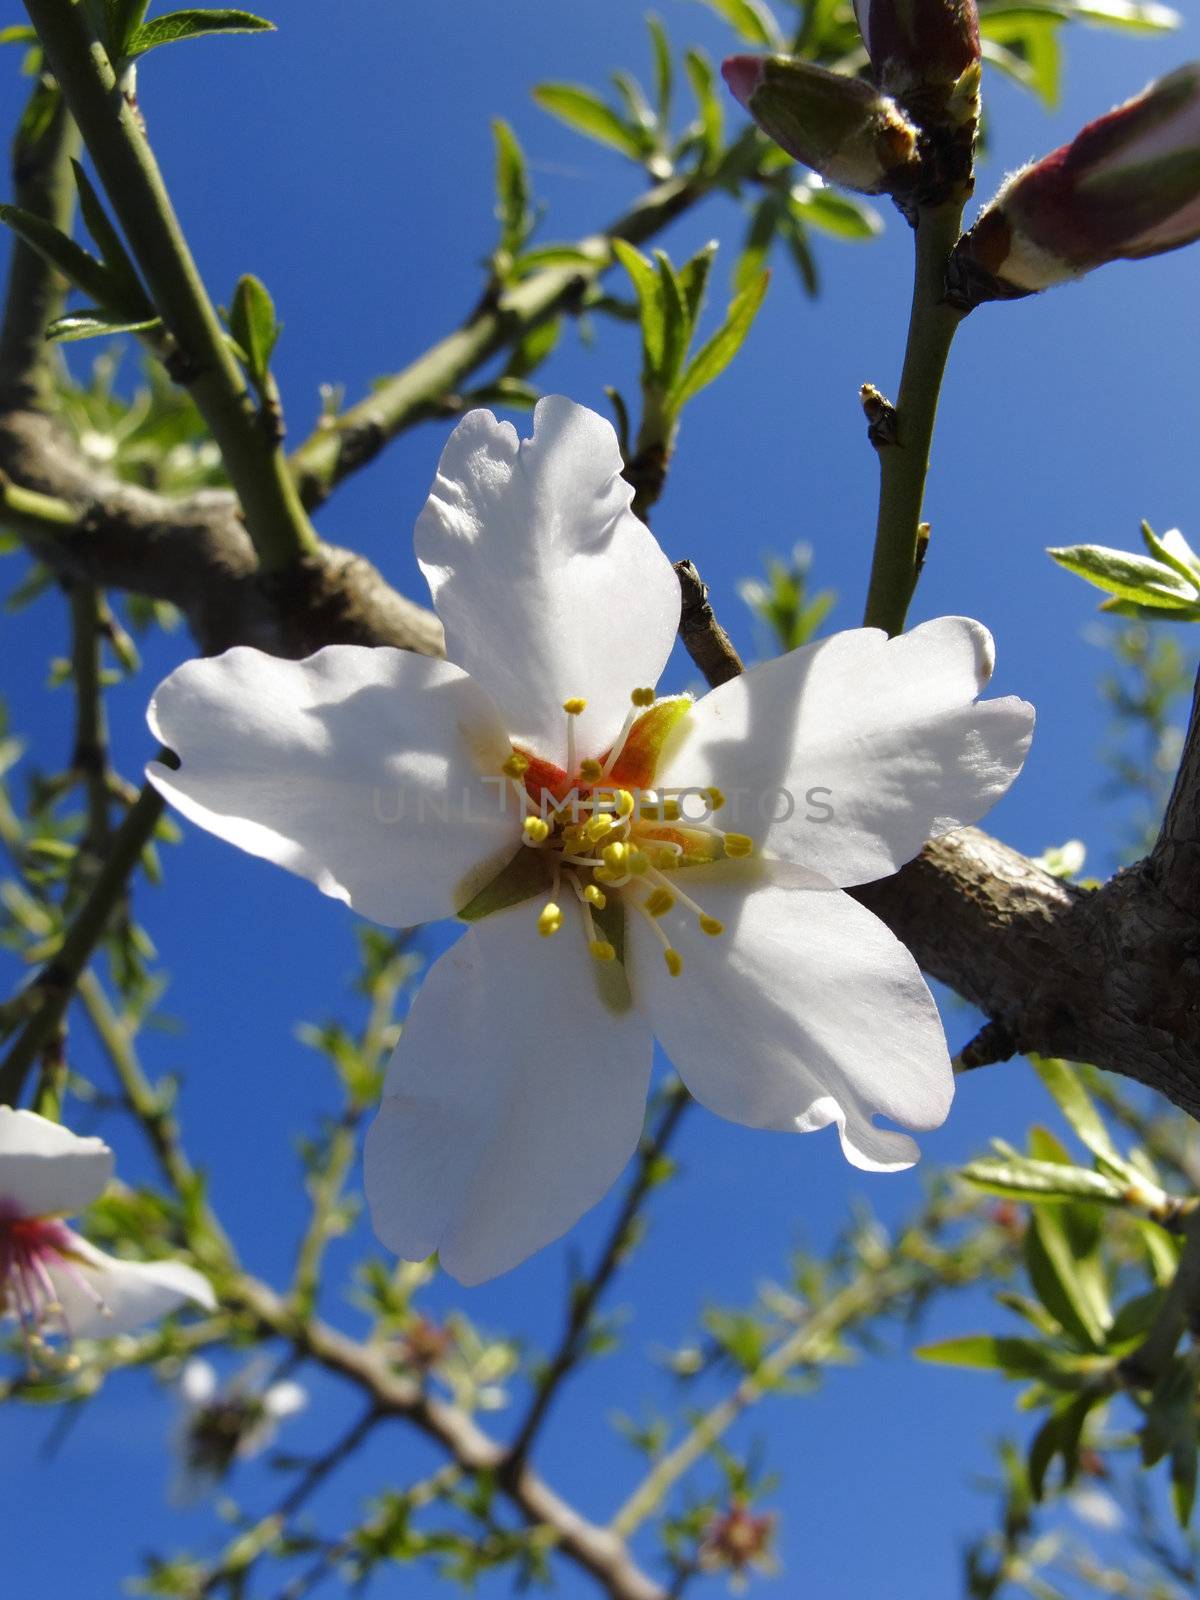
xmin=22 ymin=0 xmax=319 ymax=571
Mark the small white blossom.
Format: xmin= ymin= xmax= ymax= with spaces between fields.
xmin=146 ymin=397 xmax=1034 ymax=1284
xmin=171 ymin=1357 xmax=307 ymax=1501
xmin=0 ymin=1108 xmax=214 ymax=1353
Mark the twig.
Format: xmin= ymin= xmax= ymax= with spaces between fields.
xmin=861 ymin=201 xmax=966 ymax=636
xmin=674 ymin=560 xmax=745 ymax=689
xmin=0 ymin=778 xmax=165 ymax=1107
xmin=506 ymin=1082 xmax=690 ymax=1467
xmin=0 ymin=74 xmax=79 ymax=404
xmin=23 ymin=0 xmax=319 ymax=571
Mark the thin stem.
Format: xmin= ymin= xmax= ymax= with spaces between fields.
xmin=0 ymin=776 xmax=164 ymax=1107
xmin=0 ymin=472 xmax=80 ymax=537
xmin=67 ymin=582 xmax=110 ymax=861
xmin=862 ymin=202 xmax=966 ymax=636
xmin=22 ymin=0 xmax=318 ymax=571
xmin=506 ymin=1083 xmax=690 ymax=1466
xmin=0 ymin=75 xmax=79 ymax=403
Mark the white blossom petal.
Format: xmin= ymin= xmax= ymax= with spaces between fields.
xmin=148 ymin=645 xmax=523 ymax=926
xmin=48 ymin=1235 xmax=215 ymax=1339
xmin=263 ymin=1379 xmax=308 ymax=1420
xmin=657 ymin=617 xmax=1033 ymax=886
xmin=0 ymin=1108 xmax=113 ymax=1220
xmin=415 ymin=397 xmax=681 ymax=768
xmin=365 ymin=904 xmax=654 ymax=1284
xmin=628 ymin=861 xmax=952 ymax=1170
xmin=179 ymin=1357 xmax=218 ymax=1408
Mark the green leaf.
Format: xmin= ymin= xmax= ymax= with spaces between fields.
xmin=104 ymin=0 xmax=151 ymax=57
xmin=1048 ymin=542 xmax=1199 ymax=609
xmin=71 ymin=160 xmax=149 ymax=314
xmin=961 ymin=1154 xmax=1126 ymax=1205
xmin=694 ymin=0 xmax=784 ymax=48
xmin=0 ymin=203 xmax=117 ymax=305
xmin=512 ymin=243 xmax=606 ymax=275
xmin=684 ymin=49 xmax=723 ymax=166
xmin=655 ymin=251 xmax=691 ymax=393
xmin=1025 ymin=1202 xmax=1110 ymax=1349
xmin=457 ymin=846 xmax=549 ymax=922
xmin=0 ymin=24 xmax=38 ymax=43
xmin=736 ymin=195 xmax=784 ymax=294
xmin=1140 ymin=520 xmax=1200 ymax=585
xmin=613 ymin=238 xmax=667 ymax=384
xmin=647 ymin=13 xmax=673 ymax=118
xmin=1028 ymin=1390 xmax=1099 ymax=1499
xmin=1069 ymin=0 xmax=1181 ymax=31
xmin=980 ymin=14 xmax=1062 ymax=106
xmin=915 ymin=1334 xmax=1088 ymax=1383
xmin=127 ymin=8 xmax=274 ymax=58
xmin=794 ymin=185 xmax=884 ymax=241
xmin=675 ymin=241 xmax=716 ymax=328
xmin=228 ymin=273 xmax=279 ymax=388
xmin=1032 ymin=1058 xmax=1124 ymax=1167
xmin=533 ymin=83 xmax=647 ymax=160
xmin=672 ymin=268 xmax=768 ymax=408
xmin=491 ymin=118 xmax=531 ymax=259
xmin=45 ymin=309 xmax=162 ymax=342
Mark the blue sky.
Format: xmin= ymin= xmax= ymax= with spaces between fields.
xmin=2 ymin=2 xmax=1197 ymax=1596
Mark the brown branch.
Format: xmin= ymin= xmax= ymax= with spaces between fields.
xmin=233 ymin=1277 xmax=669 ymax=1600
xmin=1153 ymin=664 xmax=1200 ymax=919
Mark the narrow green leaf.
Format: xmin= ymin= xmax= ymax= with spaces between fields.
xmin=736 ymin=195 xmax=783 ymax=294
xmin=0 ymin=203 xmax=116 ymax=305
xmin=676 ymin=241 xmax=716 ymax=329
xmin=647 ymin=13 xmax=672 ymax=118
xmin=104 ymin=0 xmax=151 ymax=57
xmin=694 ymin=0 xmax=784 ymax=48
xmin=70 ymin=160 xmax=149 ymax=314
xmin=1140 ymin=521 xmax=1200 ymax=585
xmin=46 ymin=309 xmax=162 ymax=342
xmin=1028 ymin=1390 xmax=1098 ymax=1499
xmin=655 ymin=251 xmax=691 ymax=393
xmin=127 ymin=8 xmax=274 ymax=57
xmin=532 ymin=83 xmax=646 ymax=160
xmin=915 ymin=1334 xmax=1085 ymax=1382
xmin=961 ymin=1154 xmax=1125 ymax=1205
xmin=1048 ymin=543 xmax=1198 ymax=608
xmin=612 ymin=238 xmax=667 ymax=384
xmin=684 ymin=49 xmax=723 ymax=165
xmin=491 ymin=118 xmax=531 ymax=259
xmin=1069 ymin=0 xmax=1181 ymax=31
xmin=228 ymin=273 xmax=279 ymax=387
xmin=1025 ymin=1203 xmax=1109 ymax=1349
xmin=980 ymin=14 xmax=1062 ymax=106
xmin=512 ymin=244 xmax=605 ymax=274
xmin=0 ymin=24 xmax=37 ymax=43
xmin=672 ymin=268 xmax=768 ymax=408
xmin=1032 ymin=1059 xmax=1122 ymax=1166
xmin=794 ymin=186 xmax=884 ymax=241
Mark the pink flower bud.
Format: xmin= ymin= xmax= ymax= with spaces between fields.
xmin=950 ymin=63 xmax=1200 ymax=307
xmin=722 ymin=54 xmax=920 ymax=196
xmin=854 ymin=0 xmax=980 ymax=110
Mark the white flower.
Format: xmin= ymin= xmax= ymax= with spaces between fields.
xmin=0 ymin=1108 xmax=215 ymax=1348
xmin=145 ymin=396 xmax=1034 ymax=1285
xmin=171 ymin=1356 xmax=307 ymax=1500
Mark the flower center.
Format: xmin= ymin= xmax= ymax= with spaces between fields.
xmin=0 ymin=1212 xmax=107 ymax=1356
xmin=498 ymin=691 xmax=754 ymax=979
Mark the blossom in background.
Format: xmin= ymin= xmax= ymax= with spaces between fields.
xmin=950 ymin=63 xmax=1200 ymax=307
xmin=172 ymin=1356 xmax=307 ymax=1500
xmin=0 ymin=1108 xmax=214 ymax=1351
xmin=698 ymin=1505 xmax=779 ymax=1591
xmin=146 ymin=396 xmax=1034 ymax=1285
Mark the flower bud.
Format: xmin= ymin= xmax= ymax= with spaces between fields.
xmin=854 ymin=0 xmax=981 ymax=108
xmin=949 ymin=63 xmax=1200 ymax=308
xmin=722 ymin=55 xmax=920 ymax=196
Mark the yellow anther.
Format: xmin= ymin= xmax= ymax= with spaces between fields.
xmin=664 ymin=948 xmax=683 ymax=977
xmin=589 ymin=940 xmax=616 ymax=963
xmin=523 ymin=816 xmax=551 ymax=844
xmin=627 ymin=848 xmax=649 ymax=876
xmin=615 ymin=789 xmax=635 ymax=818
xmin=562 ymin=697 xmax=587 ymax=716
xmin=644 ymin=887 xmax=675 ymax=918
xmin=631 ymin=686 xmax=655 ymax=707
xmin=643 ymin=798 xmax=680 ymax=823
xmin=723 ymin=833 xmax=755 ymax=859
xmin=580 ymin=758 xmax=603 ymax=781
xmin=705 ymin=787 xmax=726 ymax=812
xmin=602 ymin=841 xmax=629 ymax=869
xmin=593 ymin=865 xmax=616 ymax=885
xmin=585 ymin=814 xmax=615 ymax=844
xmin=699 ymin=915 xmax=724 ymax=937
xmin=537 ymin=902 xmax=563 ymax=937
xmin=502 ymin=751 xmax=530 ymax=779
xmin=583 ymin=884 xmax=607 ymax=909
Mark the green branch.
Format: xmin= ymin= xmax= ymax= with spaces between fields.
xmin=22 ymin=0 xmax=318 ymax=571
xmin=0 ymin=73 xmax=79 ymax=404
xmin=862 ymin=202 xmax=966 ymax=636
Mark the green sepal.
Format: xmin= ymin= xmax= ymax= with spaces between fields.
xmin=456 ymin=845 xmax=549 ymax=922
xmin=590 ymin=896 xmax=633 ymax=1014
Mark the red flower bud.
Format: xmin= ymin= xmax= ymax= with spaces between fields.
xmin=950 ymin=63 xmax=1200 ymax=307
xmin=854 ymin=0 xmax=980 ymax=113
xmin=722 ymin=54 xmax=920 ymax=196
